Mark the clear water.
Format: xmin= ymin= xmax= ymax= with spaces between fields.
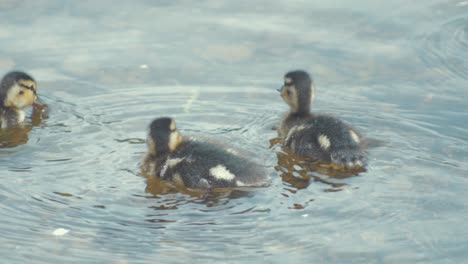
xmin=1 ymin=1 xmax=467 ymax=263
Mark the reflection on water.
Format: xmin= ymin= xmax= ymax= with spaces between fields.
xmin=0 ymin=126 xmax=30 ymax=148
xmin=144 ymin=175 xmax=264 ymax=218
xmin=270 ymin=135 xmax=364 ymax=193
xmin=144 ymin=172 xmax=257 ymax=205
xmin=0 ymin=105 xmax=48 ymax=148
xmin=276 ymin=151 xmax=354 ymax=188
xmin=0 ymin=0 xmax=467 ymax=263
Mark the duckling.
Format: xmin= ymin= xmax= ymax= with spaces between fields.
xmin=0 ymin=71 xmax=44 ymax=128
xmin=141 ymin=117 xmax=269 ymax=189
xmin=278 ymin=70 xmax=366 ymax=169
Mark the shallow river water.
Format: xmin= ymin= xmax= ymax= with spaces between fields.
xmin=0 ymin=1 xmax=467 ymax=263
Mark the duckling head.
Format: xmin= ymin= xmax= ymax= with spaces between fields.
xmin=0 ymin=71 xmax=38 ymax=109
xmin=147 ymin=117 xmax=183 ymax=155
xmin=279 ymin=70 xmax=315 ymax=114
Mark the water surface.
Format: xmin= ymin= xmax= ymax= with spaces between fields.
xmin=0 ymin=1 xmax=467 ymax=263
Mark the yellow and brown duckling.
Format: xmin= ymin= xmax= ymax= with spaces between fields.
xmin=0 ymin=71 xmax=46 ymax=128
xmin=141 ymin=117 xmax=269 ymax=189
xmin=278 ymin=70 xmax=366 ymax=169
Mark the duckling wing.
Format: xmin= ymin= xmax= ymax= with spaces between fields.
xmin=162 ymin=141 xmax=267 ymax=188
xmin=284 ymin=115 xmax=366 ymax=168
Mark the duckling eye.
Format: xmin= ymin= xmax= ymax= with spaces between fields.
xmin=19 ymin=91 xmax=24 ymax=95
xmin=286 ymin=89 xmax=291 ymax=96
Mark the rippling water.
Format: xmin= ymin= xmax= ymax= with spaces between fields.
xmin=1 ymin=1 xmax=467 ymax=263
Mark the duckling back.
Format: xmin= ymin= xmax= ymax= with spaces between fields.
xmin=283 ymin=115 xmax=366 ymax=168
xmin=278 ymin=70 xmax=367 ymax=169
xmin=155 ymin=140 xmax=268 ymax=188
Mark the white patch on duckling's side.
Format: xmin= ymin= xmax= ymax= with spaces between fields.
xmin=160 ymin=163 xmax=169 ymax=177
xmin=318 ymin=134 xmax=331 ymax=150
xmin=349 ymin=130 xmax=360 ymax=143
xmin=209 ymin=164 xmax=235 ymax=181
xmin=168 ymin=157 xmax=185 ymax=168
xmin=160 ymin=157 xmax=185 ymax=176
xmin=285 ymin=125 xmax=307 ymax=142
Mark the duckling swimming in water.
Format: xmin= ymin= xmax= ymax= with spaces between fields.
xmin=278 ymin=70 xmax=366 ymax=169
xmin=141 ymin=117 xmax=269 ymax=189
xmin=0 ymin=71 xmax=45 ymax=128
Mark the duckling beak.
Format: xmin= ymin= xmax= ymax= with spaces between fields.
xmin=277 ymin=86 xmax=284 ymax=93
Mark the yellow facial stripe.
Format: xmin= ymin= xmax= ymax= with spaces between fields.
xmin=17 ymin=79 xmax=37 ymax=91
xmin=169 ymin=119 xmax=176 ymax=131
xmin=168 ymin=131 xmax=182 ymax=152
xmin=281 ymin=87 xmax=287 ymax=97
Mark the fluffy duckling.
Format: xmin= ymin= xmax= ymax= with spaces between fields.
xmin=278 ymin=70 xmax=366 ymax=168
xmin=0 ymin=71 xmax=44 ymax=128
xmin=141 ymin=117 xmax=269 ymax=189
